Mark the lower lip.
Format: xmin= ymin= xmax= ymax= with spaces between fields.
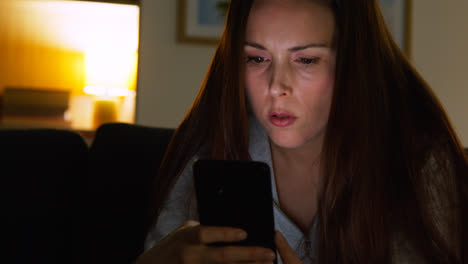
xmin=270 ymin=115 xmax=297 ymax=127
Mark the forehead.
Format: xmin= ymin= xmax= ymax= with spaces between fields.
xmin=246 ymin=0 xmax=335 ymax=46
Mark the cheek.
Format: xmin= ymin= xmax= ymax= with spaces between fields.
xmin=298 ymin=73 xmax=335 ymax=115
xmin=321 ymin=74 xmax=335 ymax=95
xmin=322 ymin=68 xmax=336 ymax=101
xmin=300 ymin=73 xmax=334 ymax=98
xmin=245 ymin=71 xmax=267 ymax=107
xmin=244 ymin=74 xmax=256 ymax=102
xmin=310 ymin=62 xmax=335 ymax=97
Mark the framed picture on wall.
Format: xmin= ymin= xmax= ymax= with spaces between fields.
xmin=378 ymin=0 xmax=412 ymax=55
xmin=178 ymin=0 xmax=229 ymax=44
xmin=177 ymin=0 xmax=411 ymax=50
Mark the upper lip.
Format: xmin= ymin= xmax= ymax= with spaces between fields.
xmin=270 ymin=111 xmax=296 ymax=118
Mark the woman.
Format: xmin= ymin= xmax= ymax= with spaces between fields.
xmin=137 ymin=0 xmax=468 ymax=263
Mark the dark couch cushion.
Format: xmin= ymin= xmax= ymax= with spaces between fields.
xmin=85 ymin=123 xmax=174 ymax=263
xmin=1 ymin=129 xmax=88 ymax=264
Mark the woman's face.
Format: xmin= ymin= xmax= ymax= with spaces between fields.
xmin=245 ymin=0 xmax=336 ymax=151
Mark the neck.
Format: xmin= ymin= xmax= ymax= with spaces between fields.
xmin=269 ymin=139 xmax=323 ymax=184
xmin=269 ymin=138 xmax=324 ymax=233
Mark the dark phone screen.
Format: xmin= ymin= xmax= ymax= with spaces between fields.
xmin=193 ymin=159 xmax=276 ymax=253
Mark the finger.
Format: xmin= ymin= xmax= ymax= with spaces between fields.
xmin=239 ymin=262 xmax=274 ymax=264
xmin=241 ymin=262 xmax=274 ymax=264
xmin=275 ymin=231 xmax=302 ymax=264
xmin=183 ymin=220 xmax=200 ymax=227
xmin=202 ymin=245 xmax=276 ymax=263
xmin=171 ymin=220 xmax=200 ymax=238
xmin=188 ymin=226 xmax=248 ymax=244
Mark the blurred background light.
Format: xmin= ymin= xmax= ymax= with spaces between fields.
xmin=0 ymin=0 xmax=140 ymax=130
xmin=2 ymin=0 xmax=140 ymax=53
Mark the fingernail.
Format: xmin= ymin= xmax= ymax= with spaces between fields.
xmin=236 ymin=231 xmax=247 ymax=240
xmin=264 ymin=250 xmax=275 ymax=259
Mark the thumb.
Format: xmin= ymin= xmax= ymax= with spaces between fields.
xmin=275 ymin=231 xmax=302 ymax=264
xmin=183 ymin=220 xmax=200 ymax=227
xmin=173 ymin=220 xmax=200 ymax=235
xmin=169 ymin=220 xmax=201 ymax=245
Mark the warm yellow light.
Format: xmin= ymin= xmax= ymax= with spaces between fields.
xmin=93 ymin=98 xmax=118 ymax=129
xmin=0 ymin=0 xmax=140 ymax=129
xmin=84 ymin=86 xmax=135 ymax=97
xmin=6 ymin=0 xmax=140 ymax=53
xmin=85 ymin=50 xmax=138 ymax=92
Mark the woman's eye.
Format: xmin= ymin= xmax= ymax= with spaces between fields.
xmin=297 ymin=57 xmax=320 ymax=64
xmin=247 ymin=56 xmax=266 ymax=64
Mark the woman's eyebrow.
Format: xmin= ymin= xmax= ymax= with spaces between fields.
xmin=244 ymin=42 xmax=330 ymax=51
xmin=288 ymin=43 xmax=329 ymax=51
xmin=245 ymin=42 xmax=266 ymax=50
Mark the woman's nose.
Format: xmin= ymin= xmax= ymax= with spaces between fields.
xmin=269 ymin=63 xmax=293 ymax=97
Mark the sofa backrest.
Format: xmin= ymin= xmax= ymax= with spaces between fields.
xmin=1 ymin=124 xmax=175 ymax=264
xmin=85 ymin=123 xmax=174 ymax=263
xmin=1 ymin=129 xmax=88 ymax=263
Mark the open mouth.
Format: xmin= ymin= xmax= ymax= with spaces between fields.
xmin=270 ymin=112 xmax=296 ymax=127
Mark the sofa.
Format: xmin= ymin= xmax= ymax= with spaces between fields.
xmin=2 ymin=123 xmax=174 ymax=264
xmin=2 ymin=124 xmax=467 ymax=263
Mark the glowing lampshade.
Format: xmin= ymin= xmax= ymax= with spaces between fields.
xmin=84 ymin=50 xmax=138 ymax=96
xmin=84 ymin=86 xmax=135 ymax=97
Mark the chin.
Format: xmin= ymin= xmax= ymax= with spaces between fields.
xmin=268 ymin=131 xmax=307 ymax=149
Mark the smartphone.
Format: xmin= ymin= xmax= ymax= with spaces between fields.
xmin=193 ymin=159 xmax=276 ymax=256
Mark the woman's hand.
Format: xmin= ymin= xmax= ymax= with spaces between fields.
xmin=275 ymin=231 xmax=303 ymax=264
xmin=136 ymin=220 xmax=276 ymax=264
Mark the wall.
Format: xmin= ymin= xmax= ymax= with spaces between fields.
xmin=411 ymin=0 xmax=468 ymax=146
xmin=135 ymin=0 xmax=216 ymax=129
xmin=136 ymin=0 xmax=468 ymax=146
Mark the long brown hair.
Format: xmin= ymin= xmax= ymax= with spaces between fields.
xmin=146 ymin=0 xmax=253 ymax=233
xmin=148 ymin=0 xmax=468 ymax=263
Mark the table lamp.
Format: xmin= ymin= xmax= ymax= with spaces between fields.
xmin=84 ymin=50 xmax=137 ymax=129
